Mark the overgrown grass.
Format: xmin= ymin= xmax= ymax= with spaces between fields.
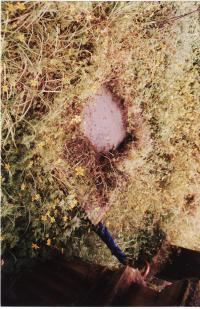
xmin=1 ymin=1 xmax=200 ymax=272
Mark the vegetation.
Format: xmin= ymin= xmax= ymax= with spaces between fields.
xmin=1 ymin=1 xmax=200 ymax=273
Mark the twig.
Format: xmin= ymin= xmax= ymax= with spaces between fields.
xmin=153 ymin=7 xmax=200 ymax=28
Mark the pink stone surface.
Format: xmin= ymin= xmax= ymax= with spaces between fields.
xmin=82 ymin=86 xmax=126 ymax=152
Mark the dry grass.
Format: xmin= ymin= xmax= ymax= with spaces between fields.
xmin=1 ymin=1 xmax=200 ymax=270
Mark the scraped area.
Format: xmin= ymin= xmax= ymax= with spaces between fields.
xmin=82 ymin=86 xmax=126 ymax=152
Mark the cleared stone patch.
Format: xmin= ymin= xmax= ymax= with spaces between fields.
xmin=82 ymin=86 xmax=126 ymax=152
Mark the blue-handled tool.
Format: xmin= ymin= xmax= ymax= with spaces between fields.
xmin=95 ymin=222 xmax=127 ymax=264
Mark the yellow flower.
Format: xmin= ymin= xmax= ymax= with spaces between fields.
xmin=63 ymin=215 xmax=68 ymax=222
xmin=50 ymin=217 xmax=55 ymax=223
xmin=75 ymin=166 xmax=85 ymax=177
xmin=21 ymin=183 xmax=26 ymax=191
xmin=30 ymin=80 xmax=38 ymax=87
xmin=38 ymin=141 xmax=45 ymax=149
xmin=46 ymin=238 xmax=51 ymax=246
xmin=41 ymin=215 xmax=47 ymax=222
xmin=2 ymin=85 xmax=8 ymax=92
xmin=35 ymin=194 xmax=40 ymax=201
xmin=32 ymin=243 xmax=39 ymax=250
xmin=32 ymin=194 xmax=40 ymax=201
xmin=6 ymin=3 xmax=16 ymax=13
xmin=16 ymin=2 xmax=26 ymax=10
xmin=16 ymin=33 xmax=25 ymax=42
xmin=4 ymin=163 xmax=11 ymax=171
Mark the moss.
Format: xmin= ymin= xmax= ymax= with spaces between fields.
xmin=1 ymin=1 xmax=200 ymax=272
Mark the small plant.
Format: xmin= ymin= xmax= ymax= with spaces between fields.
xmin=124 ymin=211 xmax=166 ymax=267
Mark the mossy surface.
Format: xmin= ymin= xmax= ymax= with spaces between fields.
xmin=1 ymin=1 xmax=200 ymax=272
